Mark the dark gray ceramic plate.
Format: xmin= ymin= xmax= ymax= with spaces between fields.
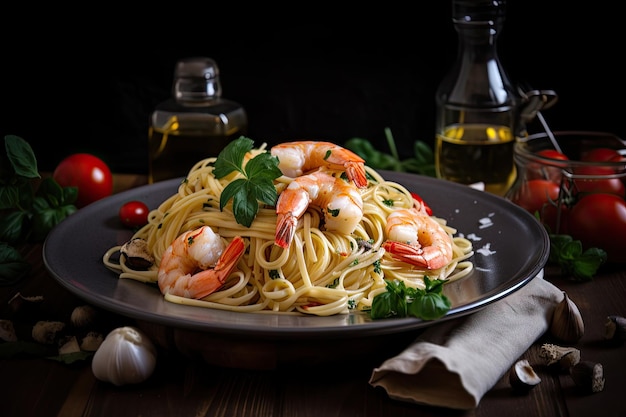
xmin=43 ymin=172 xmax=549 ymax=340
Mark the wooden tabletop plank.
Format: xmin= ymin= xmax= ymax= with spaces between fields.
xmin=2 ymin=175 xmax=625 ymax=417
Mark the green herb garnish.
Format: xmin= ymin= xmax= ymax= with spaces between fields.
xmin=548 ymin=234 xmax=607 ymax=281
xmin=213 ymin=137 xmax=282 ymax=228
xmin=344 ymin=127 xmax=435 ymax=176
xmin=370 ymin=277 xmax=451 ymax=320
xmin=0 ymin=135 xmax=78 ymax=285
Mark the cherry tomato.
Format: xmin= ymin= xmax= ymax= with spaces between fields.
xmin=410 ymin=192 xmax=433 ymax=215
xmin=568 ymin=193 xmax=626 ymax=263
xmin=52 ymin=153 xmax=113 ymax=208
xmin=526 ymin=149 xmax=569 ymax=182
xmin=510 ymin=179 xmax=560 ymax=215
xmin=572 ymin=166 xmax=625 ymax=198
xmin=119 ymin=200 xmax=150 ymax=228
xmin=581 ymin=147 xmax=621 ymax=162
xmin=539 ymin=202 xmax=569 ymax=235
xmin=537 ymin=149 xmax=569 ymax=161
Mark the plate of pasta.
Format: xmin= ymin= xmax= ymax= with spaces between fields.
xmin=43 ymin=140 xmax=549 ymax=363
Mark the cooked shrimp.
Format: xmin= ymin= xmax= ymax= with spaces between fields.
xmin=382 ymin=208 xmax=453 ymax=270
xmin=275 ymin=170 xmax=363 ymax=248
xmin=271 ymin=141 xmax=368 ymax=188
xmin=157 ymin=226 xmax=245 ymax=299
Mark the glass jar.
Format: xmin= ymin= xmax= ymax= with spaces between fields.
xmin=506 ymin=131 xmax=626 ymax=261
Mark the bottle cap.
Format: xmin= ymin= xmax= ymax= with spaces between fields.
xmin=453 ymin=0 xmax=506 ymax=23
xmin=175 ymin=57 xmax=219 ymax=80
xmin=173 ymin=57 xmax=221 ymax=102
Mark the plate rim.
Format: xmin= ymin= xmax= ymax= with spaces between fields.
xmin=43 ymin=172 xmax=549 ymax=339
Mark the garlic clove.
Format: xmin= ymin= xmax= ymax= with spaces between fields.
xmin=58 ymin=336 xmax=81 ymax=355
xmin=509 ymin=359 xmax=541 ymax=392
xmin=550 ymin=292 xmax=584 ymax=343
xmin=92 ymin=326 xmax=157 ymax=386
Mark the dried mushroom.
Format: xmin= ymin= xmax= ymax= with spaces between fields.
xmin=120 ymin=238 xmax=155 ymax=270
xmin=8 ymin=292 xmax=44 ymax=319
xmin=604 ymin=315 xmax=626 ymax=345
xmin=509 ymin=359 xmax=541 ymax=392
xmin=32 ymin=320 xmax=66 ymax=344
xmin=539 ymin=343 xmax=581 ymax=371
xmin=0 ymin=319 xmax=17 ymax=342
xmin=570 ymin=361 xmax=605 ymax=393
xmin=71 ymin=305 xmax=98 ymax=328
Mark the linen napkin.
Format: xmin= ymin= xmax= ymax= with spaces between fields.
xmin=369 ymin=270 xmax=565 ymax=410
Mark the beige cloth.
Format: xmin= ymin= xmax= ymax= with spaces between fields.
xmin=369 ymin=271 xmax=564 ymax=410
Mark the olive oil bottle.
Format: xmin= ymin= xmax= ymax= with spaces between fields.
xmin=148 ymin=57 xmax=247 ymax=183
xmin=435 ymin=0 xmax=522 ymax=196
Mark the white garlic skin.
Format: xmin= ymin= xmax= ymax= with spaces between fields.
xmin=91 ymin=326 xmax=157 ymax=386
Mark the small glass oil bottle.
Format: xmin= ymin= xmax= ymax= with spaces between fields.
xmin=435 ymin=0 xmax=522 ymax=196
xmin=148 ymin=57 xmax=248 ymax=183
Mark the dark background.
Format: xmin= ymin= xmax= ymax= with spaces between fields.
xmin=3 ymin=2 xmax=624 ymax=174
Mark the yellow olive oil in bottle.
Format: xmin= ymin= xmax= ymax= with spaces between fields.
xmin=148 ymin=57 xmax=247 ymax=183
xmin=435 ymin=0 xmax=521 ymax=196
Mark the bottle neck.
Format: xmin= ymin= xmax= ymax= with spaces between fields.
xmin=174 ymin=77 xmax=222 ymax=104
xmin=436 ymin=10 xmax=522 ymax=136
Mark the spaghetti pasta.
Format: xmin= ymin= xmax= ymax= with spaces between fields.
xmin=103 ymin=143 xmax=474 ymax=317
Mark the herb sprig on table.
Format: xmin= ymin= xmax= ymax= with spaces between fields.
xmin=0 ymin=135 xmax=77 ymax=285
xmin=548 ymin=234 xmax=607 ymax=281
xmin=345 ymin=127 xmax=435 ymax=177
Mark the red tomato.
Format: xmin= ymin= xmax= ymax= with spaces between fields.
xmin=510 ymin=179 xmax=561 ymax=215
xmin=539 ymin=203 xmax=569 ymax=235
xmin=568 ymin=193 xmax=626 ymax=263
xmin=572 ymin=166 xmax=625 ymax=198
xmin=537 ymin=149 xmax=569 ymax=161
xmin=581 ymin=147 xmax=621 ymax=162
xmin=119 ymin=200 xmax=150 ymax=228
xmin=410 ymin=192 xmax=433 ymax=215
xmin=526 ymin=150 xmax=569 ymax=182
xmin=52 ymin=153 xmax=113 ymax=208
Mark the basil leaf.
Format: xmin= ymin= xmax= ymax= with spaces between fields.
xmin=4 ymin=135 xmax=40 ymax=179
xmin=0 ymin=242 xmax=31 ymax=285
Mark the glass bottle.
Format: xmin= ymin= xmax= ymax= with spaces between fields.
xmin=435 ymin=0 xmax=522 ymax=196
xmin=148 ymin=57 xmax=248 ymax=183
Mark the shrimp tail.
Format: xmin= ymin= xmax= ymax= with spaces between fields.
xmin=275 ymin=212 xmax=298 ymax=249
xmin=345 ymin=161 xmax=368 ymax=188
xmin=382 ymin=240 xmax=449 ymax=270
xmin=188 ymin=236 xmax=246 ymax=299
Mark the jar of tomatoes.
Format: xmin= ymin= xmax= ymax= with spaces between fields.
xmin=506 ymin=131 xmax=626 ymax=263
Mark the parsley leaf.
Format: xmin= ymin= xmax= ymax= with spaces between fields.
xmin=214 ymin=137 xmax=282 ymax=227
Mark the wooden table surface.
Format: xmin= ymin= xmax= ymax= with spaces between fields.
xmin=2 ymin=174 xmax=625 ymax=417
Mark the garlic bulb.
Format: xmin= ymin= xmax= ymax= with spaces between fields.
xmin=91 ymin=326 xmax=157 ymax=386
